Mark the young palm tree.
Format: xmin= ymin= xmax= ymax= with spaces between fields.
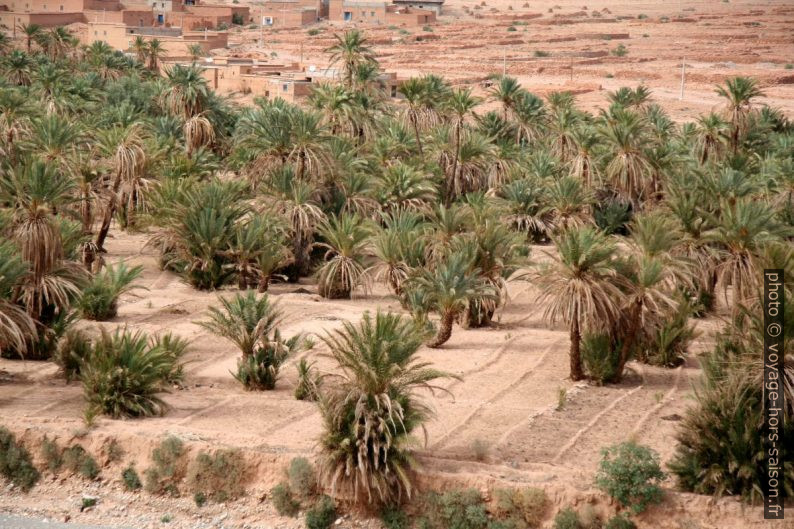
xmin=530 ymin=226 xmax=624 ymax=380
xmin=444 ymin=87 xmax=481 ymax=193
xmin=548 ymin=175 xmax=593 ymax=231
xmin=598 ymin=108 xmax=652 ymax=203
xmin=131 ymin=36 xmax=148 ymax=64
xmin=0 ymin=242 xmax=37 ymax=354
xmin=316 ymin=214 xmax=372 ymax=299
xmin=374 ymin=162 xmax=435 ymax=213
xmin=490 ymin=75 xmax=524 ymax=121
xmin=409 ymin=252 xmax=495 ymax=348
xmin=94 ymin=124 xmax=147 ymax=252
xmin=187 ymin=43 xmax=203 ymax=63
xmin=287 ymin=109 xmax=330 ymax=181
xmin=78 ymin=262 xmax=144 ymax=321
xmin=199 ymin=292 xmax=302 ymax=390
xmin=147 ymin=39 xmax=166 ymax=71
xmin=326 ymin=29 xmax=374 ymax=89
xmin=399 ymin=77 xmax=428 ymax=156
xmin=512 ymin=91 xmax=546 ymax=145
xmin=715 ymin=76 xmax=764 ymax=153
xmin=18 ymin=23 xmax=42 ymax=53
xmin=2 ymin=50 xmax=34 ymax=86
xmin=318 ymin=311 xmax=453 ymax=505
xmin=498 ymin=177 xmax=553 ymax=242
xmin=693 ymin=113 xmax=729 ymax=164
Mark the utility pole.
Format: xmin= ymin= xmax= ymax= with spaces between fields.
xmin=679 ymin=57 xmax=685 ymax=100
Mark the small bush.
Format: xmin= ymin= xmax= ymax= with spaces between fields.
xmin=62 ymin=445 xmax=99 ymax=480
xmin=785 ymin=63 xmax=793 ymax=70
xmin=272 ymin=482 xmax=300 ymax=517
xmin=492 ymin=487 xmax=548 ymax=528
xmin=194 ymin=491 xmax=207 ymax=507
xmin=534 ymin=50 xmax=550 ymax=57
xmin=81 ymin=327 xmax=179 ymax=419
xmin=54 ymin=328 xmax=92 ymax=381
xmin=507 ymin=26 xmax=517 ymax=32
xmin=381 ymin=506 xmax=409 ymax=529
xmin=235 ymin=347 xmax=289 ymax=390
xmin=611 ymin=44 xmax=628 ymax=57
xmin=0 ymin=427 xmax=39 ymax=491
xmin=553 ymin=508 xmax=581 ymax=529
xmin=144 ymin=436 xmax=186 ymax=496
xmin=581 ymin=333 xmax=620 ymax=384
xmin=305 ymin=495 xmax=336 ymax=529
xmin=594 ymin=198 xmax=632 ymax=235
xmin=294 ymin=358 xmax=322 ymax=401
xmin=605 ymin=73 xmax=614 ymax=79
xmin=605 ymin=515 xmax=635 ymax=529
xmin=81 ymin=496 xmax=97 ymax=510
xmin=595 ymin=442 xmax=664 ymax=514
xmin=41 ymin=436 xmax=62 ymax=473
xmin=149 ymin=332 xmax=190 ymax=384
xmin=307 ymin=28 xmax=321 ymax=36
xmin=186 ymin=449 xmax=245 ymax=503
xmin=122 ymin=465 xmax=142 ymax=490
xmin=422 ymin=489 xmax=488 ymax=529
xmin=637 ymin=14 xmax=647 ymax=19
xmin=423 ymin=25 xmax=433 ymax=32
xmin=232 ymin=13 xmax=244 ymax=25
xmin=218 ymin=22 xmax=229 ymax=30
xmin=78 ymin=262 xmax=143 ymax=321
xmin=288 ymin=457 xmax=316 ymax=499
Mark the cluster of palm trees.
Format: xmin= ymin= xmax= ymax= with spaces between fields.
xmin=0 ymin=26 xmax=792 ymax=506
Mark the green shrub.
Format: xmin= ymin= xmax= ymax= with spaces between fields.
xmin=271 ymin=482 xmax=300 ymax=517
xmin=288 ymin=457 xmax=316 ymax=499
xmin=581 ymin=333 xmax=620 ymax=384
xmin=144 ymin=436 xmax=187 ymax=496
xmin=0 ymin=427 xmax=39 ymax=491
xmin=507 ymin=26 xmax=517 ymax=32
xmin=294 ymin=358 xmax=322 ymax=401
xmin=381 ymin=506 xmax=409 ymax=529
xmin=308 ymin=28 xmax=321 ymax=36
xmin=492 ymin=487 xmax=548 ymax=528
xmin=605 ymin=73 xmax=614 ymax=79
xmin=81 ymin=327 xmax=180 ymax=418
xmin=41 ymin=436 xmax=62 ymax=473
xmin=232 ymin=13 xmax=244 ymax=25
xmin=62 ymin=445 xmax=99 ymax=480
xmin=82 ymin=497 xmax=97 ymax=510
xmin=423 ymin=25 xmax=433 ymax=32
xmin=605 ymin=514 xmax=635 ymax=529
xmin=305 ymin=495 xmax=336 ymax=529
xmin=149 ymin=332 xmax=190 ymax=384
xmin=786 ymin=63 xmax=794 ymax=70
xmin=534 ymin=50 xmax=550 ymax=57
xmin=594 ymin=198 xmax=632 ymax=235
xmin=78 ymin=262 xmax=143 ymax=321
xmin=422 ymin=489 xmax=488 ymax=529
xmin=122 ymin=465 xmax=142 ymax=490
xmin=639 ymin=298 xmax=696 ymax=367
xmin=186 ymin=449 xmax=246 ymax=503
xmin=611 ymin=44 xmax=628 ymax=57
xmin=194 ymin=491 xmax=207 ymax=507
xmin=595 ymin=442 xmax=664 ymax=514
xmin=637 ymin=14 xmax=647 ymax=19
xmin=553 ymin=508 xmax=581 ymax=529
xmin=218 ymin=22 xmax=229 ymax=30
xmin=54 ymin=328 xmax=92 ymax=381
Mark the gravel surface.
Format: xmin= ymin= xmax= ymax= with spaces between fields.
xmin=0 ymin=514 xmax=133 ymax=529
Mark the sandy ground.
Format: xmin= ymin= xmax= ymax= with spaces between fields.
xmin=1 ymin=231 xmax=782 ymax=529
xmin=219 ymin=0 xmax=794 ymax=120
xmin=2 ymin=1 xmax=794 ymax=526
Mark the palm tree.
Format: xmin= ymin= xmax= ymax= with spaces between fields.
xmin=444 ymin=87 xmax=481 ymax=200
xmin=694 ymin=113 xmax=729 ymax=164
xmin=2 ymin=50 xmax=34 ymax=86
xmin=318 ymin=311 xmax=454 ymax=505
xmin=530 ymin=226 xmax=624 ymax=381
xmin=715 ymin=76 xmax=764 ymax=153
xmin=18 ymin=23 xmax=42 ymax=53
xmin=309 ymin=82 xmax=356 ymax=136
xmin=326 ymin=29 xmax=374 ymax=89
xmin=316 ymin=214 xmax=372 ymax=299
xmin=512 ymin=91 xmax=546 ymax=145
xmin=599 ymin=108 xmax=652 ymax=203
xmin=287 ymin=109 xmax=329 ymax=181
xmin=374 ymin=162 xmax=435 ymax=213
xmin=94 ymin=124 xmax=147 ymax=252
xmin=548 ymin=175 xmax=593 ymax=230
xmin=131 ymin=36 xmax=148 ymax=64
xmin=187 ymin=43 xmax=203 ymax=63
xmin=398 ymin=77 xmax=427 ymax=157
xmin=409 ymin=252 xmax=495 ymax=348
xmin=0 ymin=242 xmax=37 ymax=355
xmin=498 ymin=177 xmax=553 ymax=242
xmin=490 ymin=75 xmax=524 ymax=121
xmin=199 ymin=292 xmax=302 ymax=390
xmin=147 ymin=39 xmax=166 ymax=71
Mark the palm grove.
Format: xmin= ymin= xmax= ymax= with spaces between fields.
xmin=0 ymin=26 xmax=791 ymax=509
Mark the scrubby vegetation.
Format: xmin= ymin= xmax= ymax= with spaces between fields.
xmin=595 ymin=442 xmax=665 ymax=514
xmin=186 ymin=448 xmax=246 ymax=503
xmin=0 ymin=427 xmax=39 ymax=491
xmin=0 ymin=21 xmax=791 ymax=517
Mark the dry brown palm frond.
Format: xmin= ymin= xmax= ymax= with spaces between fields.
xmin=183 ymin=114 xmax=215 ymax=156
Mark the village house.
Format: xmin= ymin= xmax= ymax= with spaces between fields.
xmin=328 ymin=0 xmax=434 ymax=26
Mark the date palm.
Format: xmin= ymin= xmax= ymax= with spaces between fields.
xmin=444 ymin=87 xmax=481 ymax=194
xmin=287 ymin=109 xmax=330 ymax=181
xmin=374 ymin=162 xmax=435 ymax=213
xmin=599 ymin=108 xmax=652 ymax=203
xmin=131 ymin=36 xmax=148 ymax=65
xmin=548 ymin=175 xmax=593 ymax=231
xmin=513 ymin=91 xmax=546 ymax=145
xmin=530 ymin=226 xmax=624 ymax=381
xmin=694 ymin=113 xmax=729 ymax=164
xmin=498 ymin=177 xmax=553 ymax=242
xmin=326 ymin=29 xmax=374 ymax=89
xmin=316 ymin=214 xmax=372 ymax=299
xmin=399 ymin=77 xmax=428 ymax=156
xmin=409 ymin=252 xmax=495 ymax=348
xmin=715 ymin=76 xmax=764 ymax=153
xmin=0 ymin=242 xmax=37 ymax=355
xmin=147 ymin=39 xmax=166 ymax=71
xmin=18 ymin=23 xmax=42 ymax=53
xmin=318 ymin=311 xmax=454 ymax=505
xmin=490 ymin=75 xmax=524 ymax=121
xmin=3 ymin=50 xmax=34 ymax=86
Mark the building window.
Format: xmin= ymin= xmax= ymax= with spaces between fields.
xmin=370 ymin=11 xmax=374 ymax=16
xmin=59 ymin=4 xmax=63 ymax=10
xmin=343 ymin=11 xmax=351 ymax=21
xmin=161 ymin=2 xmax=165 ymax=7
xmin=391 ymin=85 xmax=397 ymax=98
xmin=263 ymin=16 xmax=273 ymax=25
xmin=282 ymin=84 xmax=288 ymax=92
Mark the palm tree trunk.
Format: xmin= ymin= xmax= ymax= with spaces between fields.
xmin=95 ymin=171 xmax=123 ymax=251
xmin=427 ymin=311 xmax=455 ymax=348
xmin=81 ymin=193 xmax=92 ymax=234
xmin=447 ymin=122 xmax=461 ymax=206
xmin=257 ymin=274 xmax=270 ymax=293
xmin=615 ymin=300 xmax=642 ymax=382
xmin=569 ymin=308 xmax=584 ymax=381
xmin=410 ymin=112 xmax=423 ymax=157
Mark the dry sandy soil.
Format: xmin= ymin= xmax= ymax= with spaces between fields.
xmin=222 ymin=0 xmax=794 ymax=120
xmin=2 ymin=1 xmax=794 ymax=527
